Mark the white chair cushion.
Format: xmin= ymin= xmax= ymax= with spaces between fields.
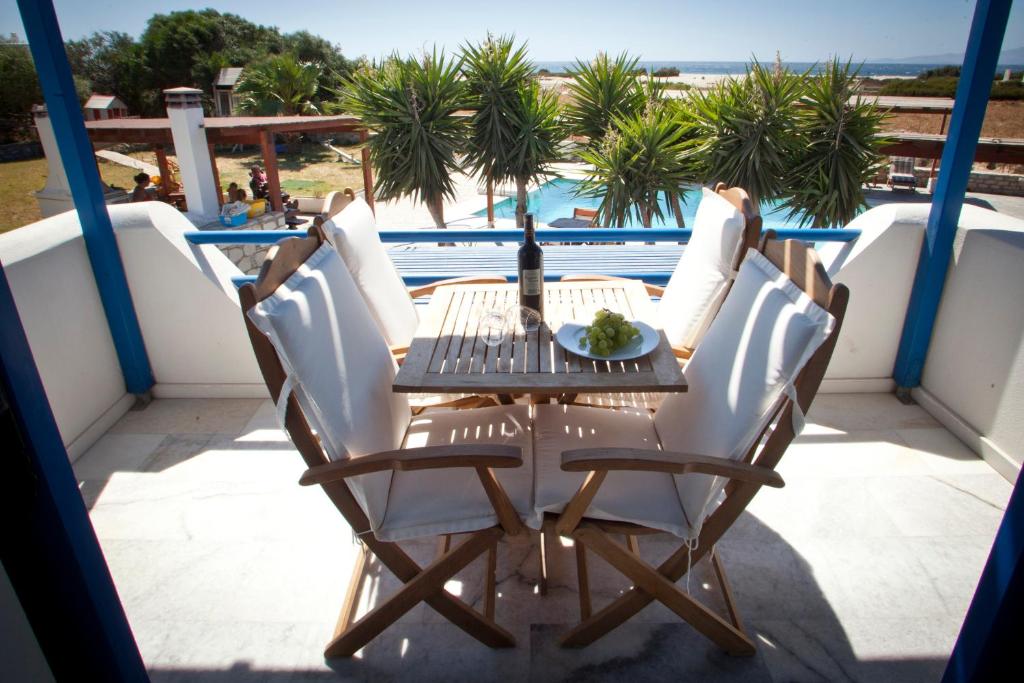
xmin=533 ymin=404 xmax=692 ymax=538
xmin=247 ymin=243 xmax=411 ymax=528
xmin=657 ymin=187 xmax=746 ymax=349
xmin=378 ymin=405 xmax=536 ymax=542
xmin=324 ymin=198 xmax=420 ymax=347
xmin=654 ymin=248 xmax=836 ymax=532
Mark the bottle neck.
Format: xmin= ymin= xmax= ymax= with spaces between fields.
xmin=523 ymin=216 xmax=535 ymax=243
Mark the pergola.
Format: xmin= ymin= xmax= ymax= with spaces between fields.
xmin=85 ymin=114 xmax=372 ymax=212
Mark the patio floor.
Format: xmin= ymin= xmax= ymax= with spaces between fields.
xmin=74 ymin=393 xmax=1013 ymax=682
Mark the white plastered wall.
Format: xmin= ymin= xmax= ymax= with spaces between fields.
xmin=0 ymin=202 xmax=265 ymax=460
xmin=913 ymin=205 xmax=1024 ymax=481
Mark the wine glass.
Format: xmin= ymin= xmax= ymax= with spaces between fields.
xmin=508 ymin=305 xmax=542 ymax=334
xmin=479 ymin=309 xmax=508 ymax=347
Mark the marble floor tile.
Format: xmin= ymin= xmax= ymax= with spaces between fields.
xmin=110 ymin=399 xmax=264 ymax=435
xmin=804 ymin=394 xmax=939 ymax=433
xmin=73 ymin=395 xmax=1011 ymax=681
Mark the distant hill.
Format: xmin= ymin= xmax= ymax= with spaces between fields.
xmin=874 ymin=46 xmax=1024 ymax=65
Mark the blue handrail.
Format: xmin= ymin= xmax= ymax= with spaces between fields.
xmin=185 ymin=227 xmax=861 ymax=246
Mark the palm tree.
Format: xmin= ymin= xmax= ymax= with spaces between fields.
xmin=564 ymin=52 xmax=647 ymax=145
xmin=784 ymin=59 xmax=889 ymax=227
xmin=344 ymin=51 xmax=468 ymax=229
xmin=461 ymin=35 xmax=563 ymax=228
xmin=574 ymin=103 xmax=694 ymax=228
xmin=235 ymin=53 xmax=322 ymax=116
xmin=687 ymin=60 xmax=806 ymax=208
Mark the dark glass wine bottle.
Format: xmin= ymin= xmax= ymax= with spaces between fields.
xmin=518 ymin=213 xmax=544 ymax=319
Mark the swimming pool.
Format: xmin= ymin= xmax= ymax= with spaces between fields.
xmin=475 ymin=178 xmax=807 ymax=229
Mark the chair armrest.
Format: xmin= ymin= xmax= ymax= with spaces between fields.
xmin=671 ymin=345 xmax=693 ymax=361
xmin=559 ymin=274 xmax=629 ymax=283
xmin=560 ymin=275 xmax=664 ymax=298
xmin=389 ymin=344 xmax=409 ymax=365
xmin=408 ymin=275 xmax=508 ymax=298
xmin=560 ymin=447 xmax=784 ymax=488
xmin=299 ymin=444 xmax=523 ymax=486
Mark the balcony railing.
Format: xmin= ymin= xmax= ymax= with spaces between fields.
xmin=183 ymin=227 xmax=862 ymax=288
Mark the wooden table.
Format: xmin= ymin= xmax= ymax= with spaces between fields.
xmin=393 ymin=281 xmax=687 ymax=396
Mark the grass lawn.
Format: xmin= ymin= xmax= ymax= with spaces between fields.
xmin=0 ymin=142 xmax=367 ymax=234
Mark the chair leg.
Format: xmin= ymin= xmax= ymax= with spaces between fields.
xmin=334 ymin=541 xmax=367 ymax=636
xmin=327 ymin=528 xmax=513 ymax=657
xmin=575 ymin=540 xmax=591 ymax=620
xmin=710 ymin=547 xmax=745 ymax=633
xmin=485 ymin=542 xmax=497 ymax=620
xmin=626 ymin=535 xmax=640 ymax=555
xmin=562 ymin=526 xmax=755 ymax=656
xmin=437 ymin=534 xmax=452 ymax=559
xmin=538 ymin=518 xmax=554 ymax=595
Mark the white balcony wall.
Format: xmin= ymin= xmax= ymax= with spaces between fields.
xmin=914 ymin=205 xmax=1024 ymax=481
xmin=0 ymin=203 xmax=264 ymax=460
xmin=818 ymin=204 xmax=927 ymax=393
xmin=111 ymin=202 xmax=263 ymax=398
xmin=0 ymin=212 xmax=131 ymax=460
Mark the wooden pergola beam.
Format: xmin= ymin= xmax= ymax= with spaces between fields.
xmin=260 ymin=130 xmax=284 ymax=212
xmin=879 ymin=134 xmax=1024 ymax=164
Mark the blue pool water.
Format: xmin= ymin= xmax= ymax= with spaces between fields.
xmin=476 ymin=178 xmax=806 ymax=229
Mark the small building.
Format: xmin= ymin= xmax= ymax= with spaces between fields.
xmin=212 ymin=67 xmax=244 ymax=117
xmin=83 ymin=94 xmax=128 ymax=121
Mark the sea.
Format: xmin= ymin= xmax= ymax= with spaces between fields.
xmin=533 ymin=61 xmax=1024 ymax=78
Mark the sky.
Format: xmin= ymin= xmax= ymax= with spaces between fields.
xmin=2 ymin=0 xmax=1023 ymax=63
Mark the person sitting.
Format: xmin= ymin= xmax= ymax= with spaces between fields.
xmin=221 ymin=188 xmax=250 ymax=218
xmin=131 ymin=173 xmax=155 ymax=202
xmin=249 ymin=165 xmax=269 ymax=199
xmin=226 ymin=182 xmax=240 ymax=203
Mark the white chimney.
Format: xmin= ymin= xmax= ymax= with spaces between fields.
xmin=164 ymin=87 xmax=220 ymax=222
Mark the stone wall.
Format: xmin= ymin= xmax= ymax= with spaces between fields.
xmin=876 ymin=165 xmax=1024 ymax=197
xmin=205 ymin=211 xmax=287 ymax=274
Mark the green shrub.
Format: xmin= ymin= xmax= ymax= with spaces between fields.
xmin=653 ymin=66 xmax=680 ymax=77
xmin=880 ymin=76 xmax=1024 ymax=100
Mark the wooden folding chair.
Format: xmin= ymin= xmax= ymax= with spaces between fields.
xmin=548 ymin=234 xmax=849 ymax=654
xmin=238 ymin=228 xmax=532 ymax=657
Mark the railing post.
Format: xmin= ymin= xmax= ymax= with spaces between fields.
xmin=16 ymin=0 xmax=154 ymax=396
xmin=892 ymin=0 xmax=1013 ymax=397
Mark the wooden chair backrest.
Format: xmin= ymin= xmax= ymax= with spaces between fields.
xmin=323 ymin=188 xmax=357 ymax=220
xmin=712 ymin=182 xmax=763 ymax=270
xmin=237 ymin=225 xmax=376 ymax=535
xmin=696 ymin=234 xmax=849 ymax=550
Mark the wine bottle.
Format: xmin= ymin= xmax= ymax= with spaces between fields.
xmin=518 ymin=213 xmax=544 ymax=319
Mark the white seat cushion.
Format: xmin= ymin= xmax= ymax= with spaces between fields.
xmin=247 ymin=243 xmax=411 ymax=529
xmin=657 ymin=187 xmax=746 ymax=349
xmin=533 ymin=404 xmax=692 ymax=538
xmin=378 ymin=405 xmax=536 ymax=542
xmin=655 ymin=249 xmax=836 ymax=533
xmin=324 ymin=198 xmax=420 ymax=347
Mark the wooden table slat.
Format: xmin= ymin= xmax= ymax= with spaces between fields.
xmin=392 ymin=281 xmax=686 ymax=395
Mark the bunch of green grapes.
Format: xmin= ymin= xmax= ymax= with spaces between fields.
xmin=580 ymin=308 xmax=640 ymax=356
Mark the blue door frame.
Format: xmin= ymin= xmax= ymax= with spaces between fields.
xmin=0 ymin=262 xmax=148 ymax=681
xmin=16 ymin=0 xmax=154 ymax=396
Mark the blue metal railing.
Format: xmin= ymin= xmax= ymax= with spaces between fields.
xmin=184 ymin=227 xmax=862 ymax=289
xmin=185 ymin=227 xmax=862 ymax=246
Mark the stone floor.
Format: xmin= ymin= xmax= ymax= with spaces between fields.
xmin=74 ymin=393 xmax=1013 ymax=682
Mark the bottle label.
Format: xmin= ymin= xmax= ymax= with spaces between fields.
xmin=521 ymin=269 xmax=542 ymax=296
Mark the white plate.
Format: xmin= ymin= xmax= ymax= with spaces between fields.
xmin=555 ymin=320 xmax=660 ymax=361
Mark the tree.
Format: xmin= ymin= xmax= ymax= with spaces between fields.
xmin=65 ymin=31 xmax=152 ymax=114
xmin=282 ymin=31 xmax=353 ymax=97
xmin=344 ymin=51 xmax=469 ymax=229
xmin=687 ymin=60 xmax=806 ymax=207
xmin=575 ymin=103 xmax=694 ymax=228
xmin=235 ymin=54 xmax=322 ymax=116
xmin=139 ymin=10 xmax=283 ymax=101
xmin=784 ymin=59 xmax=889 ymax=227
xmin=0 ymin=37 xmax=42 ymax=143
xmin=564 ymin=52 xmax=647 ymax=144
xmin=461 ymin=35 xmax=562 ymax=228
